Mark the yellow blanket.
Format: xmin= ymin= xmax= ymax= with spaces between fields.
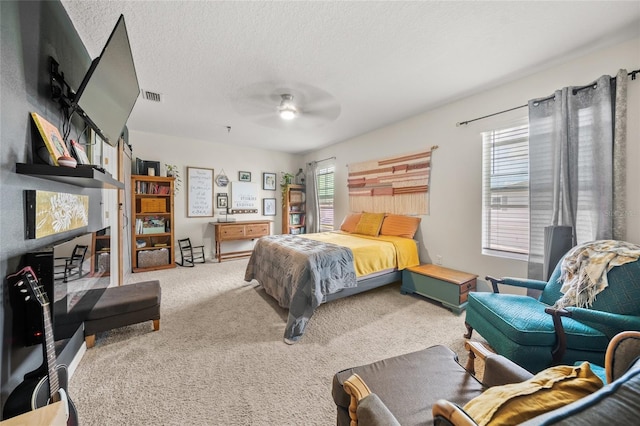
xmin=300 ymin=231 xmax=419 ymax=277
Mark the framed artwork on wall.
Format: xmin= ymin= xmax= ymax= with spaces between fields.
xmin=25 ymin=190 xmax=89 ymax=239
xmin=239 ymin=171 xmax=251 ymax=182
xmin=217 ymin=193 xmax=228 ymax=209
xmin=263 ymin=198 xmax=276 ymax=216
xmin=187 ymin=167 xmax=214 ymax=217
xmin=263 ymin=172 xmax=276 ymax=190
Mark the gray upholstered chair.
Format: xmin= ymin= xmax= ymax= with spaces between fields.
xmin=333 ymin=332 xmax=640 ymax=426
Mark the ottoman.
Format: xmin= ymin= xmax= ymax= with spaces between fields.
xmin=84 ymin=280 xmax=161 ymax=348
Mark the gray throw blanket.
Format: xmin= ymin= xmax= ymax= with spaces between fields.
xmin=244 ymin=234 xmax=357 ymax=343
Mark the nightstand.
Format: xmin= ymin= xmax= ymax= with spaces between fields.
xmin=401 ymin=264 xmax=477 ymax=314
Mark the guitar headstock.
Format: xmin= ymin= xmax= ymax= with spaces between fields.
xmin=6 ymin=266 xmax=49 ymax=307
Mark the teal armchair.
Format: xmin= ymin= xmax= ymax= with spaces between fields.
xmin=464 ymin=255 xmax=640 ymax=373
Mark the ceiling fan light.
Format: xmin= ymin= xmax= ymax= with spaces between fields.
xmin=279 ymin=106 xmax=298 ymax=120
xmin=278 ymin=94 xmax=299 ymax=120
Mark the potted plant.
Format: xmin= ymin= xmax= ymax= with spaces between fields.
xmin=280 ymin=172 xmax=295 ymax=207
xmin=165 ymin=164 xmax=182 ymax=193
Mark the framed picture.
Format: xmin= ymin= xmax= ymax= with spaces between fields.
xmin=217 ymin=193 xmax=228 ymax=209
xmin=239 ymin=171 xmax=251 ymax=182
xmin=263 ymin=198 xmax=276 ymax=216
xmin=262 ymin=172 xmax=276 ymax=190
xmin=31 ymin=112 xmax=71 ymax=166
xmin=290 ymin=213 xmax=301 ymax=225
xmin=187 ymin=167 xmax=214 ymax=217
xmin=25 ymin=190 xmax=89 ymax=239
xmin=142 ymin=160 xmax=160 ymax=176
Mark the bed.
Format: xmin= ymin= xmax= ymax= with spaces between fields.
xmin=244 ymin=213 xmax=421 ymax=343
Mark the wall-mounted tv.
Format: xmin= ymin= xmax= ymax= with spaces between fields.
xmin=74 ymin=14 xmax=139 ymax=146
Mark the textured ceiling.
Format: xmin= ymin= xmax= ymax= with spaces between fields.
xmin=60 ymin=1 xmax=640 ymax=154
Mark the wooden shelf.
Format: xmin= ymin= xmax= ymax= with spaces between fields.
xmin=282 ymin=184 xmax=305 ymax=235
xmin=16 ymin=163 xmax=124 ymax=189
xmin=132 ymin=175 xmax=175 ymax=272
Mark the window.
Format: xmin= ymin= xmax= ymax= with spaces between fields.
xmin=316 ymin=164 xmax=335 ymax=232
xmin=482 ymin=124 xmax=529 ymax=257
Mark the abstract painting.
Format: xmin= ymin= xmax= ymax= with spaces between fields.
xmin=25 ymin=190 xmax=89 ymax=239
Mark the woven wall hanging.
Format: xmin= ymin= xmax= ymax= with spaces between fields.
xmin=347 ymin=147 xmax=437 ymax=215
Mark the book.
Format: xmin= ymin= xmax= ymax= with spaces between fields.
xmin=31 ymin=112 xmax=71 ymax=166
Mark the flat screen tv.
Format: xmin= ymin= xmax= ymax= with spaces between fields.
xmin=74 ymin=14 xmax=139 ymax=146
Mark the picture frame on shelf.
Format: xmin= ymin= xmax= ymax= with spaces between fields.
xmin=263 ymin=172 xmax=276 ymax=190
xmin=142 ymin=160 xmax=161 ymax=176
xmin=239 ymin=171 xmax=251 ymax=182
xmin=31 ymin=112 xmax=71 ymax=166
xmin=290 ymin=213 xmax=301 ymax=225
xmin=71 ymin=140 xmax=90 ymax=165
xmin=217 ymin=193 xmax=228 ymax=209
xmin=263 ymin=198 xmax=276 ymax=216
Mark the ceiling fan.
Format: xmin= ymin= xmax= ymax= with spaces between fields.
xmin=231 ymin=82 xmax=341 ymax=129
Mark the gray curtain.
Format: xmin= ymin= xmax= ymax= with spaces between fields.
xmin=613 ymin=69 xmax=628 ymax=240
xmin=527 ymin=71 xmax=627 ymax=279
xmin=305 ymin=162 xmax=320 ymax=234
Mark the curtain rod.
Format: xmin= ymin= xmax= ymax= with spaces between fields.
xmin=307 ymin=156 xmax=335 ymax=165
xmin=456 ymin=68 xmax=639 ymax=127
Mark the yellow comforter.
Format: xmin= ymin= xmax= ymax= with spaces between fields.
xmin=300 ymin=231 xmax=419 ymax=277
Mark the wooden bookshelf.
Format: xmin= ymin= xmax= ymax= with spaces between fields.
xmin=282 ymin=184 xmax=305 ymax=234
xmin=131 ymin=175 xmax=176 ymax=272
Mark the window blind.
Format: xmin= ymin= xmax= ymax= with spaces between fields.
xmin=317 ymin=165 xmax=335 ymax=232
xmin=482 ymin=124 xmax=529 ymax=256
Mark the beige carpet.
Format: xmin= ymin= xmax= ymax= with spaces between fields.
xmin=69 ymin=259 xmax=474 ymax=425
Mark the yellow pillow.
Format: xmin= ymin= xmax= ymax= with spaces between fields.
xmin=340 ymin=213 xmax=363 ymax=233
xmin=463 ymin=362 xmax=602 ymax=426
xmin=379 ymin=214 xmax=421 ymax=239
xmin=354 ymin=212 xmax=386 ymax=237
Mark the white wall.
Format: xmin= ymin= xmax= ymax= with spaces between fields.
xmin=304 ymin=37 xmax=640 ymax=292
xmin=128 ymin=131 xmax=301 ymax=259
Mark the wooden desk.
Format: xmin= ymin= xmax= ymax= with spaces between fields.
xmin=212 ymin=220 xmax=271 ymax=262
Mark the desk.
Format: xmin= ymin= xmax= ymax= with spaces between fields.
xmin=211 ymin=220 xmax=271 ymax=262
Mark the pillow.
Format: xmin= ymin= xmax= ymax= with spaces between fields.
xmin=340 ymin=213 xmax=363 ymax=233
xmin=354 ymin=212 xmax=386 ymax=237
xmin=379 ymin=214 xmax=421 ymax=239
xmin=463 ymin=362 xmax=603 ymax=426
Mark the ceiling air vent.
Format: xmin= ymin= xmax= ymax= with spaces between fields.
xmin=141 ymin=90 xmax=162 ymax=102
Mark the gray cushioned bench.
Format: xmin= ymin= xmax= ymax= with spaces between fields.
xmin=84 ymin=280 xmax=161 ymax=348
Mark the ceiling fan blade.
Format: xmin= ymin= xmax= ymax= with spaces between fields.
xmin=231 ymin=81 xmax=341 ymax=127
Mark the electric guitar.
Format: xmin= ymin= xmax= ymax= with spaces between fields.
xmin=3 ymin=266 xmax=78 ymax=425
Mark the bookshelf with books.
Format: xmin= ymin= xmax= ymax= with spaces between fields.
xmin=131 ymin=175 xmax=176 ymax=272
xmin=282 ymin=184 xmax=306 ymax=235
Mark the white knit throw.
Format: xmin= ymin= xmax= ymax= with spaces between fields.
xmin=554 ymin=240 xmax=640 ymax=309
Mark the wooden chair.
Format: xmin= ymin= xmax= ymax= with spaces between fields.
xmin=54 ymin=244 xmax=88 ymax=282
xmin=176 ymin=238 xmax=205 ymax=266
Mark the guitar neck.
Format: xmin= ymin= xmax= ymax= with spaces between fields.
xmin=41 ymin=302 xmax=61 ymax=402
